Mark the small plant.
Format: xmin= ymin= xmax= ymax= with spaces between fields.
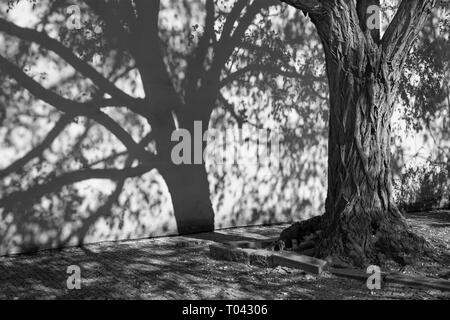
xmin=394 ymin=161 xmax=450 ymax=212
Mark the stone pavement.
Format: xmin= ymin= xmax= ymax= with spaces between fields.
xmin=0 ymin=224 xmax=448 ymax=299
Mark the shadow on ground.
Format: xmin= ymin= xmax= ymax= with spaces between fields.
xmin=0 ymin=224 xmax=448 ymax=300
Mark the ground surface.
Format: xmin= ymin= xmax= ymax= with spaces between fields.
xmin=0 ymin=211 xmax=448 ymax=300
xmin=400 ymin=210 xmax=450 ymax=278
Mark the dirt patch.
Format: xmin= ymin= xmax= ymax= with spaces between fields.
xmin=0 ymin=214 xmax=448 ymax=300
xmin=394 ymin=211 xmax=450 ymax=279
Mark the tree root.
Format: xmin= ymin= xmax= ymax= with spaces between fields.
xmin=278 ymin=215 xmax=323 ymax=249
xmin=278 ymin=214 xmax=435 ymax=268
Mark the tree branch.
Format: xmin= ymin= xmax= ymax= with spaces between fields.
xmin=0 ymin=18 xmax=139 ymax=109
xmin=0 ymin=54 xmax=154 ymax=163
xmin=382 ymin=0 xmax=438 ymax=67
xmin=219 ymin=0 xmax=248 ymax=43
xmin=220 ymin=63 xmax=326 ymax=88
xmin=132 ymin=0 xmax=183 ymax=118
xmin=279 ymin=0 xmax=324 ymax=14
xmin=0 ymin=130 xmax=156 ymax=210
xmin=356 ymin=0 xmax=381 ymax=43
xmin=0 ymin=114 xmax=73 ymax=180
xmin=218 ymin=93 xmax=264 ymax=129
xmin=184 ymin=0 xmax=215 ymax=100
xmin=84 ymin=0 xmax=139 ymax=57
xmin=86 ymin=131 xmax=154 ymax=168
xmin=212 ymin=0 xmax=278 ymax=72
xmin=0 ymin=54 xmax=91 ymax=115
xmin=0 ymin=166 xmax=154 ymax=209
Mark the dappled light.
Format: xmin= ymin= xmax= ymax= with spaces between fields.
xmin=0 ymin=0 xmax=448 ymax=259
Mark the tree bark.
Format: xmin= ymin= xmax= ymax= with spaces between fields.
xmin=279 ymin=0 xmax=437 ymax=266
xmin=317 ymin=49 xmax=428 ymax=266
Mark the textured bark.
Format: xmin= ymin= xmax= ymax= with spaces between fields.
xmin=317 ymin=54 xmax=427 ymax=265
xmin=280 ymin=0 xmax=437 ymax=266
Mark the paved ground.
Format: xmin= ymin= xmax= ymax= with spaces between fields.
xmin=0 ymin=222 xmax=449 ymax=300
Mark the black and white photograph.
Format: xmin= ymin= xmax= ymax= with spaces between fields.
xmin=0 ymin=0 xmax=449 ymax=305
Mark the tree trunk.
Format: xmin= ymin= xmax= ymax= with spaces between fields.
xmin=281 ymin=50 xmax=430 ymax=266
xmin=152 ymin=101 xmax=216 ymax=235
xmin=315 ymin=50 xmax=429 ymax=266
xmin=278 ymin=0 xmax=435 ymax=266
xmin=160 ymin=163 xmax=215 ymax=234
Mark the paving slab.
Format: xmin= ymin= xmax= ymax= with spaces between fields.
xmin=209 ymin=242 xmax=327 ymax=275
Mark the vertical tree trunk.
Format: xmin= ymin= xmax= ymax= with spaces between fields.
xmin=278 ymin=0 xmax=436 ymax=266
xmin=160 ymin=163 xmax=215 ymax=234
xmin=152 ymin=97 xmax=216 ymax=235
xmin=131 ymin=0 xmax=214 ymax=234
xmin=317 ymin=50 xmax=427 ymax=266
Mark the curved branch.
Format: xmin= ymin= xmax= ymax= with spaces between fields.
xmin=0 ymin=18 xmax=139 ymax=109
xmin=279 ymin=0 xmax=324 ymax=14
xmin=86 ymin=131 xmax=154 ymax=168
xmin=0 ymin=130 xmax=156 ymax=211
xmin=218 ymin=93 xmax=264 ymax=129
xmin=382 ymin=0 xmax=438 ymax=66
xmin=72 ymin=177 xmax=126 ymax=243
xmin=218 ymin=0 xmax=248 ymax=44
xmin=0 ymin=54 xmax=155 ymax=163
xmin=184 ymin=0 xmax=215 ymax=99
xmin=0 ymin=54 xmax=90 ymax=115
xmin=220 ymin=63 xmax=326 ymax=88
xmin=0 ymin=165 xmax=154 ymax=209
xmin=212 ymin=0 xmax=278 ymax=73
xmin=0 ymin=114 xmax=73 ymax=180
